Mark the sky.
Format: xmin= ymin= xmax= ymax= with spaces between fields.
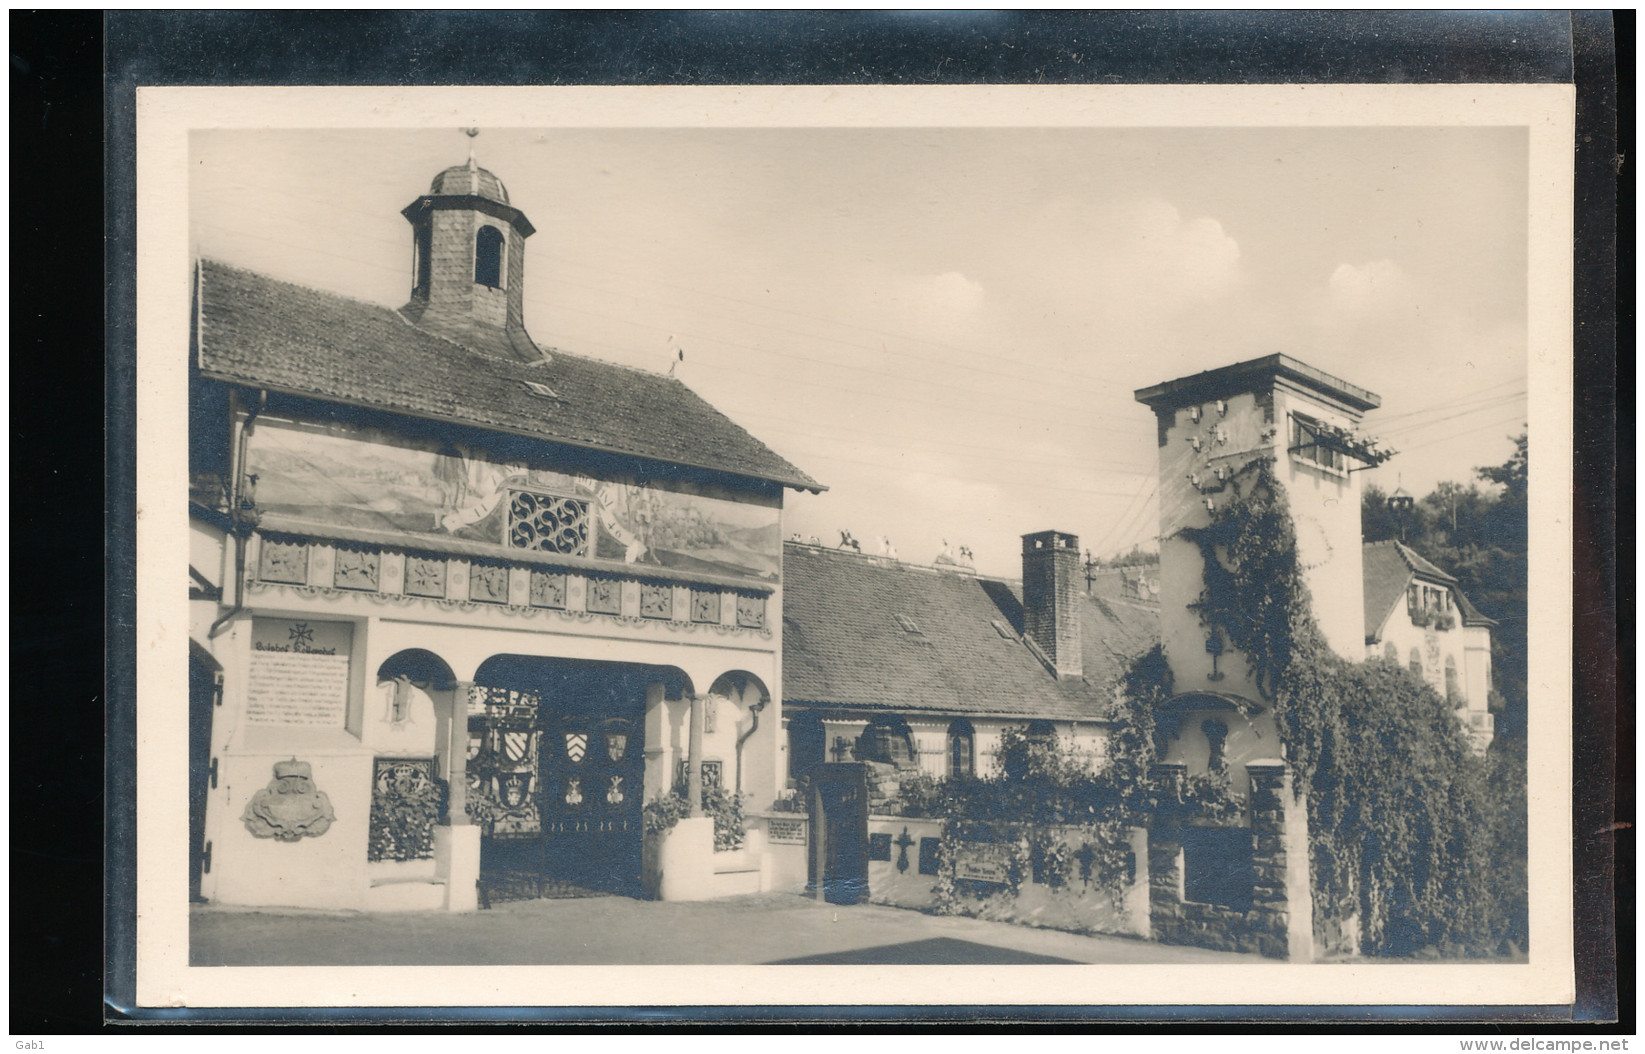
xmin=191 ymin=126 xmax=1529 ymax=579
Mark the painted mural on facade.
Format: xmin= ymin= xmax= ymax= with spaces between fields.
xmin=245 ymin=417 xmax=781 ymax=581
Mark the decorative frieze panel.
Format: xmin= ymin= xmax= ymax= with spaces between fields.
xmin=258 ymin=538 xmax=309 ymax=585
xmin=404 ymin=555 xmax=447 ymax=598
xmin=248 ymin=534 xmax=776 ymax=639
xmin=529 ymin=570 xmax=567 ymax=609
xmin=468 ymin=562 xmax=510 ymax=605
xmin=640 ymin=583 xmax=672 ymax=620
xmin=691 ymin=589 xmax=722 ymax=624
xmin=736 ymin=594 xmax=767 ymax=629
xmin=586 ymin=577 xmax=622 ymax=615
xmin=333 ymin=546 xmax=380 ymax=591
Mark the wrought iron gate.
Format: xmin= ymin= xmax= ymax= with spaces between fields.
xmin=468 ymin=683 xmax=643 ymax=901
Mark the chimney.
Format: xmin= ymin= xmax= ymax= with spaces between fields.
xmin=1021 ymin=530 xmax=1083 ymax=680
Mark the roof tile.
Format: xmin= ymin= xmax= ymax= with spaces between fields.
xmin=781 ymin=544 xmax=1159 ymax=722
xmin=195 ymin=260 xmax=822 ymax=491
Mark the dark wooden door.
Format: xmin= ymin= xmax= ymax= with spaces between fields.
xmin=808 ymin=763 xmax=869 ymax=905
xmin=188 ymin=652 xmax=218 ymax=902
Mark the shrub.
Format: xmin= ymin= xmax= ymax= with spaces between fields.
xmin=642 ymin=779 xmax=746 ymax=851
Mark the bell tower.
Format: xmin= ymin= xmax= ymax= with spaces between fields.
xmin=399 ymin=140 xmax=539 ymax=362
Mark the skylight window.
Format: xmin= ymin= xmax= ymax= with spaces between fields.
xmin=893 ymin=613 xmax=922 ymax=635
xmin=990 ymin=619 xmax=1017 ymax=640
xmin=520 ymin=380 xmax=559 ymax=399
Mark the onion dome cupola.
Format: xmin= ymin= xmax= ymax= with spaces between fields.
xmin=399 ymin=151 xmax=541 ymax=362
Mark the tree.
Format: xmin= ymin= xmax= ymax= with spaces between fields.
xmin=1358 ymin=435 xmax=1529 ymax=741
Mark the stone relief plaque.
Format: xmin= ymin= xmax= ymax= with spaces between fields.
xmin=468 ymin=562 xmax=509 ymax=604
xmin=639 ymin=582 xmax=672 ymax=619
xmin=242 ymin=759 xmax=336 ymax=841
xmin=690 ymin=589 xmax=721 ymax=624
xmin=528 ymin=570 xmax=567 ymax=608
xmin=332 ymin=546 xmax=379 ymax=591
xmin=257 ymin=537 xmax=309 ymax=584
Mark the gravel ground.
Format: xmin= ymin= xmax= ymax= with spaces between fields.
xmin=191 ymin=891 xmax=1271 ymax=967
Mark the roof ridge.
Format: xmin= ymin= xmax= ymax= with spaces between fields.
xmin=199 ymin=257 xmax=410 ymax=317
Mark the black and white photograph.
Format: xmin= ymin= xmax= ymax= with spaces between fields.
xmin=133 ymin=82 xmax=1576 ymax=1011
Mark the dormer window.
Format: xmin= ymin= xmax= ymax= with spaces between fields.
xmin=475 ymin=225 xmax=505 ymax=288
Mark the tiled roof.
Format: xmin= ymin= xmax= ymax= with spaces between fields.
xmin=194 ymin=260 xmax=822 ymax=492
xmin=1362 ymin=539 xmax=1496 ymax=637
xmin=781 ymin=543 xmax=1160 ymax=722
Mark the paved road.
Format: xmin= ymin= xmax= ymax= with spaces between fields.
xmin=191 ymin=892 xmax=1269 ymax=966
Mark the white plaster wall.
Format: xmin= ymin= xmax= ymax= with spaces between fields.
xmin=1154 ymin=390 xmax=1272 ymax=706
xmin=1153 ymin=384 xmax=1368 ymax=706
xmin=1463 ymin=626 xmax=1492 ymax=712
xmin=865 ymin=815 xmax=945 ymax=908
xmin=1272 ymin=388 xmax=1366 ymax=662
xmin=189 ymin=518 xmax=227 ymax=592
xmin=1157 ymin=707 xmax=1280 ymax=804
xmin=1375 ymin=608 xmax=1474 ymax=706
xmin=211 ymin=747 xmax=373 ymax=909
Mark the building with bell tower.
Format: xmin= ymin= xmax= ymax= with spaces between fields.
xmin=188 ymin=147 xmax=823 ymax=914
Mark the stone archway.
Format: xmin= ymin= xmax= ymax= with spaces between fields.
xmin=465 ymin=654 xmax=689 ymax=899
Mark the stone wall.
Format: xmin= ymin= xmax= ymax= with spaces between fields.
xmin=1147 ymin=759 xmax=1313 ymax=960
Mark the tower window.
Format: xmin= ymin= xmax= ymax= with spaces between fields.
xmin=475 ymin=225 xmax=505 ymax=288
xmin=413 ymin=226 xmax=432 ymax=295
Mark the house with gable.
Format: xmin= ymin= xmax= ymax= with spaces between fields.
xmin=187 ymin=155 xmax=822 ymax=912
xmin=778 ymin=531 xmax=1160 ymax=794
xmin=1362 ymin=539 xmax=1497 ymax=751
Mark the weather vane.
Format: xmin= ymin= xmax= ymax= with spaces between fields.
xmin=463 ymin=127 xmax=480 ymax=165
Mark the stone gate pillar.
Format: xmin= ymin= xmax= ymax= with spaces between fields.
xmin=1246 ymin=759 xmax=1314 ymax=962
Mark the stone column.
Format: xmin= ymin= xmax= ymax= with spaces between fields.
xmin=687 ymin=692 xmax=705 ymax=817
xmin=446 ymin=681 xmax=474 ymax=825
xmin=1246 ymin=759 xmax=1314 ymax=962
xmin=1146 ymin=760 xmax=1188 ymax=942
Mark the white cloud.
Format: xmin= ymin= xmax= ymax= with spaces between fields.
xmin=1114 ymin=198 xmax=1242 ymax=297
xmin=1328 ymin=258 xmax=1414 ymax=315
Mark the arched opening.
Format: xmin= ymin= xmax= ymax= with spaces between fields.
xmin=377 ymin=648 xmax=457 ymax=689
xmin=1408 ymin=648 xmax=1423 ymax=678
xmin=856 ymin=714 xmax=917 ymax=769
xmin=369 ymin=650 xmax=461 ymax=870
xmin=1444 ymin=655 xmax=1460 ymax=702
xmin=474 ymin=225 xmax=504 ymax=288
xmin=463 ymin=655 xmax=688 ymax=900
xmin=708 ymin=671 xmax=771 ymax=797
xmin=1384 ymin=640 xmax=1399 ymax=663
xmin=413 ymin=224 xmax=432 ymax=295
xmin=947 ymin=718 xmax=975 ymax=779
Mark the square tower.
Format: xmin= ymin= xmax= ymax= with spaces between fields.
xmin=1135 ymin=355 xmax=1382 ymax=700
